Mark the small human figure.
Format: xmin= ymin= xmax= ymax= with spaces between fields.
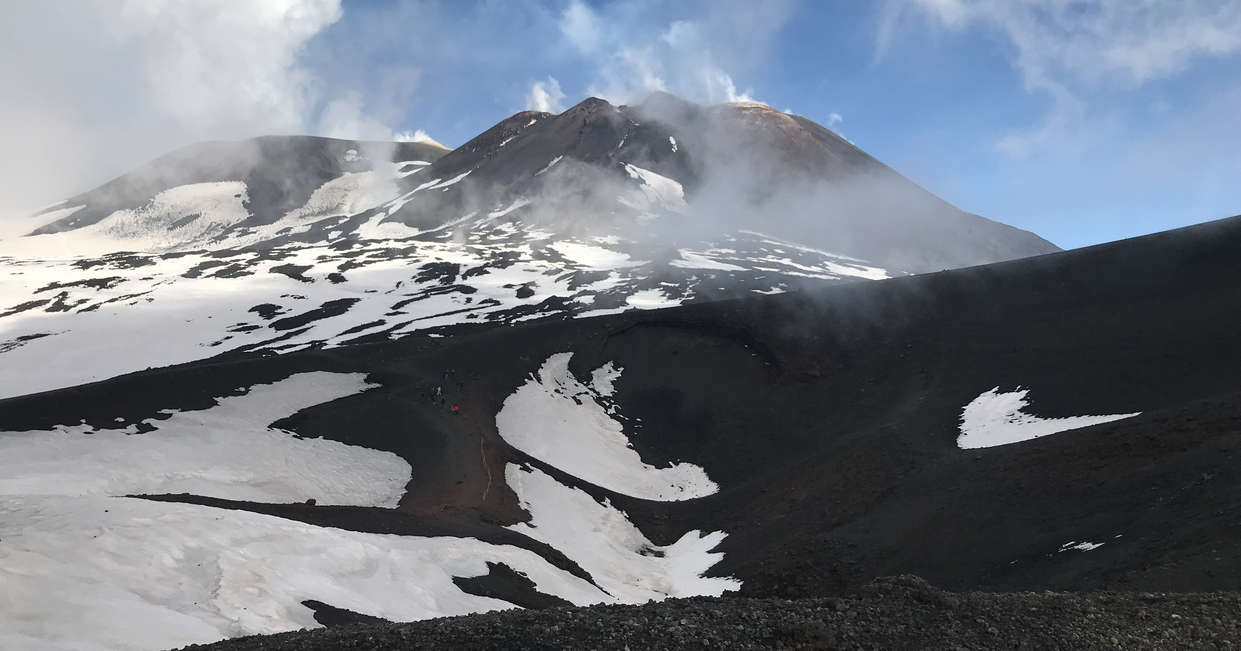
xmin=451 ymin=404 xmax=460 ymax=416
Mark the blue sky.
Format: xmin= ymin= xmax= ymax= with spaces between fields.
xmin=3 ymin=0 xmax=1239 ymax=249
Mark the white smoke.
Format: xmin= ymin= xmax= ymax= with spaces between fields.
xmin=526 ymin=77 xmax=567 ymax=113
xmin=557 ymin=0 xmax=794 ymax=105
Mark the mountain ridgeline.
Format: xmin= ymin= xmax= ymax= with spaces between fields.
xmin=388 ymin=93 xmax=1058 ymax=272
xmin=31 ymin=136 xmax=450 ymax=235
xmin=20 ymin=93 xmax=1056 ymax=273
xmin=0 ymin=93 xmax=1060 ymax=400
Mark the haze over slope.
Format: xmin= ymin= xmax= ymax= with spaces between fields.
xmin=375 ymin=93 xmax=1059 ymax=272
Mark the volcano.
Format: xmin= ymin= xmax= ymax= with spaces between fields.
xmin=6 ymin=96 xmax=1233 ymax=651
xmin=0 ymin=95 xmax=1054 ymax=400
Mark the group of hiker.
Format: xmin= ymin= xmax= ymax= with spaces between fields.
xmin=430 ymin=369 xmax=464 ymax=415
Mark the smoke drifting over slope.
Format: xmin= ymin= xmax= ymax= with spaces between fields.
xmin=633 ymin=96 xmax=1058 ymax=270
xmin=3 ymin=88 xmax=1053 ymax=277
xmin=381 ymin=93 xmax=1056 ymax=273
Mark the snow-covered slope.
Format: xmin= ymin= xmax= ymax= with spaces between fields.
xmin=3 ymin=214 xmax=1241 ymax=650
xmin=0 ymin=219 xmax=888 ymax=399
xmin=0 ymin=372 xmax=408 ymax=504
xmin=1 ymin=356 xmax=737 ymax=649
xmin=20 ymin=136 xmax=446 ymax=241
xmin=497 ymin=353 xmax=718 ymax=501
xmin=0 ymin=93 xmax=1067 ymax=397
xmin=0 ymin=93 xmax=1076 ymax=650
xmin=2 ymin=496 xmax=605 ymax=650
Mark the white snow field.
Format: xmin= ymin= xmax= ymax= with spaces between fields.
xmin=0 ymin=368 xmax=739 ymax=649
xmin=0 ymin=372 xmax=409 ymax=507
xmin=505 ymin=464 xmax=740 ymax=601
xmin=5 ymin=182 xmax=251 ymax=258
xmin=624 ymin=287 xmax=684 ymax=309
xmin=548 ymin=240 xmax=645 ymax=270
xmin=0 ymin=224 xmax=888 ymax=400
xmin=957 ymin=387 xmax=1141 ymax=449
xmin=0 ymin=163 xmax=893 ymax=402
xmin=496 ymin=353 xmax=719 ymax=501
xmin=0 ymin=496 xmax=609 ymax=651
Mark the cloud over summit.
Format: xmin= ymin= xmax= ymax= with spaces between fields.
xmin=0 ymin=0 xmax=350 ymax=218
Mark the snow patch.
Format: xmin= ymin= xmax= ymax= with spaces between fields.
xmin=280 ymin=170 xmax=399 ymax=223
xmin=534 ymin=155 xmax=563 ymax=176
xmin=625 ymin=288 xmax=682 ymax=309
xmin=9 ymin=183 xmax=250 ymax=256
xmin=427 ymin=170 xmax=472 ymax=190
xmin=550 ymin=241 xmax=644 ymax=271
xmin=505 ymin=464 xmax=738 ymax=601
xmin=1059 ymin=540 xmax=1105 ymax=552
xmin=0 ymin=372 xmax=409 ymax=507
xmin=487 ymin=198 xmax=531 ymax=219
xmin=957 ymin=387 xmax=1140 ymax=449
xmin=590 ymin=361 xmax=622 ymax=396
xmin=671 ymin=250 xmax=747 ymax=272
xmin=622 ymin=164 xmax=687 ymax=215
xmin=496 ymin=353 xmax=717 ymax=501
xmin=0 ymin=495 xmax=608 ymax=650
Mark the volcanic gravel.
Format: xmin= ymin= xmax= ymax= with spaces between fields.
xmin=180 ymin=576 xmax=1241 ymax=650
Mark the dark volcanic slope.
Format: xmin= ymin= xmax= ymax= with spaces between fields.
xmin=387 ymin=94 xmax=1058 ymax=271
xmin=4 ymin=215 xmax=1239 ymax=609
xmin=30 ymin=135 xmax=448 ymax=234
xmin=186 ymin=577 xmax=1241 ymax=651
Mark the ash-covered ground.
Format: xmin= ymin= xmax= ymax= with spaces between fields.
xmin=183 ymin=576 xmax=1241 ymax=650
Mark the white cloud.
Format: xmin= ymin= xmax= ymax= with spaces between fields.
xmin=109 ymin=0 xmax=341 ymax=134
xmin=826 ymin=112 xmax=844 ymax=128
xmin=560 ymin=0 xmax=603 ymax=54
xmin=930 ymin=1 xmax=1240 ymax=85
xmin=879 ymin=0 xmax=1241 ymax=156
xmin=559 ymin=0 xmax=791 ymax=106
xmin=0 ymin=0 xmax=419 ymax=220
xmin=526 ymin=76 xmax=567 ymax=113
